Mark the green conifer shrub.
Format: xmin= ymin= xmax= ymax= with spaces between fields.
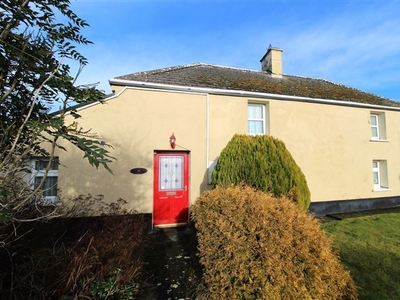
xmin=212 ymin=134 xmax=311 ymax=211
xmin=191 ymin=185 xmax=358 ymax=300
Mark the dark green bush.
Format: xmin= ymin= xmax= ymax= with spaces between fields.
xmin=212 ymin=134 xmax=311 ymax=210
xmin=191 ymin=185 xmax=358 ymax=300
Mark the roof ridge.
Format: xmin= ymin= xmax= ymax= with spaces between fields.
xmin=119 ymin=62 xmax=267 ymax=78
xmin=118 ymin=63 xmax=204 ymax=78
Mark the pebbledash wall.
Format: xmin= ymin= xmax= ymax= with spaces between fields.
xmin=56 ymin=84 xmax=400 ymax=216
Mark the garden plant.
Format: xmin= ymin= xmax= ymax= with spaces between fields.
xmin=212 ymin=134 xmax=311 ymax=210
xmin=191 ymin=185 xmax=357 ymax=300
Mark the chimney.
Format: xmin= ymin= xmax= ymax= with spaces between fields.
xmin=260 ymin=45 xmax=283 ymax=77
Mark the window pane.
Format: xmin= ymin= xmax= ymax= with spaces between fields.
xmin=248 ymin=105 xmax=263 ymax=119
xmin=370 ymin=115 xmax=378 ymax=126
xmin=35 ymin=159 xmax=58 ymax=170
xmin=248 ymin=121 xmax=264 ymax=134
xmin=34 ymin=176 xmax=58 ymax=197
xmin=373 ymin=172 xmax=379 ymax=185
xmin=371 ymin=127 xmax=379 ymax=138
xmin=159 ymin=156 xmax=184 ymax=190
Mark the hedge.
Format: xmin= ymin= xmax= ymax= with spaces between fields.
xmin=212 ymin=134 xmax=311 ymax=211
xmin=191 ymin=185 xmax=357 ymax=300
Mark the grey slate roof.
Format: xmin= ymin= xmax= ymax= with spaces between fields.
xmin=115 ymin=63 xmax=400 ymax=107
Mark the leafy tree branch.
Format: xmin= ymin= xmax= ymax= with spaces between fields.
xmin=0 ymin=0 xmax=115 ymax=223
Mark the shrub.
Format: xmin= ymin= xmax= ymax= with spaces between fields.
xmin=59 ymin=215 xmax=145 ymax=299
xmin=212 ymin=134 xmax=311 ymax=210
xmin=0 ymin=204 xmax=146 ymax=299
xmin=191 ymin=185 xmax=358 ymax=300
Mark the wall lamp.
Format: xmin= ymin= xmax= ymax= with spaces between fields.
xmin=169 ymin=133 xmax=176 ymax=149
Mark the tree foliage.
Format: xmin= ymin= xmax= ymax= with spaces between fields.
xmin=212 ymin=134 xmax=311 ymax=210
xmin=0 ymin=0 xmax=114 ymax=222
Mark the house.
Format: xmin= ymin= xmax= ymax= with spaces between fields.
xmin=39 ymin=46 xmax=400 ymax=226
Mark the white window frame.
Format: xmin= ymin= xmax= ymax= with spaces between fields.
xmin=370 ymin=114 xmax=379 ymax=140
xmin=248 ymin=103 xmax=268 ymax=135
xmin=29 ymin=157 xmax=59 ymax=204
xmin=370 ymin=112 xmax=387 ymax=141
xmin=372 ymin=160 xmax=389 ymax=191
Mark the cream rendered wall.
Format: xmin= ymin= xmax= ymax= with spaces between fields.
xmin=57 ymin=88 xmax=208 ymax=213
xmin=207 ymin=94 xmax=248 ymax=160
xmin=268 ymin=100 xmax=400 ymax=202
xmin=206 ymin=95 xmax=400 ymax=203
xmin=57 ymin=86 xmax=400 ymax=213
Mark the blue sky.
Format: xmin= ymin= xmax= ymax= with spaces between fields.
xmin=69 ymin=0 xmax=400 ymax=101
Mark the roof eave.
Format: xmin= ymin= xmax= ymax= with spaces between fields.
xmin=109 ymin=78 xmax=400 ymax=112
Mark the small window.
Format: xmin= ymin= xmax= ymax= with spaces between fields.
xmin=370 ymin=114 xmax=379 ymax=139
xmin=373 ymin=160 xmax=389 ymax=190
xmin=370 ymin=112 xmax=387 ymax=140
xmin=31 ymin=157 xmax=59 ymax=203
xmin=248 ymin=104 xmax=266 ymax=135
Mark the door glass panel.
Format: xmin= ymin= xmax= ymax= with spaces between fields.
xmin=159 ymin=156 xmax=184 ymax=190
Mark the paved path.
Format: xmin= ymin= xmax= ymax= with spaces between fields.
xmin=139 ymin=226 xmax=201 ymax=300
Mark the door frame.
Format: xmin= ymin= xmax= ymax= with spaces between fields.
xmin=153 ymin=150 xmax=190 ymax=227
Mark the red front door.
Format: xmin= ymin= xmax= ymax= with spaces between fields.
xmin=153 ymin=152 xmax=189 ymax=226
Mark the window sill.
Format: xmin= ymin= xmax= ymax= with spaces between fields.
xmin=370 ymin=139 xmax=390 ymax=142
xmin=38 ymin=197 xmax=61 ymax=206
xmin=373 ymin=188 xmax=391 ymax=192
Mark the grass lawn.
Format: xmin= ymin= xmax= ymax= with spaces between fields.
xmin=321 ymin=211 xmax=400 ymax=300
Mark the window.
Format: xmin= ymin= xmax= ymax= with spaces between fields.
xmin=248 ymin=103 xmax=267 ymax=135
xmin=373 ymin=160 xmax=389 ymax=190
xmin=370 ymin=112 xmax=387 ymax=140
xmin=30 ymin=157 xmax=59 ymax=203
